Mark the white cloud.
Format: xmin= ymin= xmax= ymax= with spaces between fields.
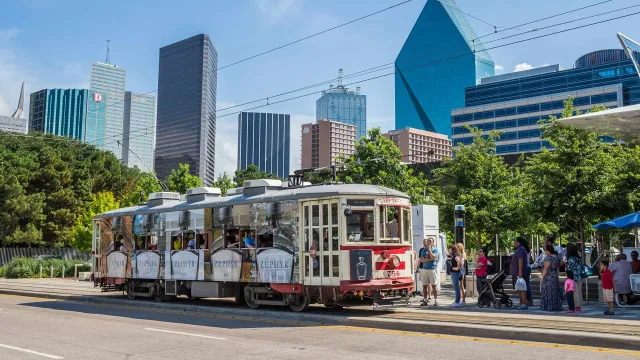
xmin=514 ymin=63 xmax=534 ymax=72
xmin=254 ymin=0 xmax=302 ymax=26
xmin=494 ymin=64 xmax=504 ymax=72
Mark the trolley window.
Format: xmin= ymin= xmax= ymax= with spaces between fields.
xmin=346 ymin=209 xmax=374 ymax=242
xmin=379 ymin=206 xmax=401 ymax=240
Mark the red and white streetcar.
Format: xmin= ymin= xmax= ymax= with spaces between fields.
xmin=92 ymin=179 xmax=414 ymax=311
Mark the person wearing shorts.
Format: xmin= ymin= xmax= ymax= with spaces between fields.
xmin=419 ymin=237 xmax=440 ymax=306
xmin=600 ymin=260 xmax=615 ymax=315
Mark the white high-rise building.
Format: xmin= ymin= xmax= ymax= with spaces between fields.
xmin=123 ymin=91 xmax=156 ymax=170
xmin=90 ymin=62 xmax=126 ymax=159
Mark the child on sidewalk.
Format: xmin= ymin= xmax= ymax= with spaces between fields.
xmin=600 ymin=260 xmax=615 ymax=316
xmin=564 ymin=271 xmax=575 ymax=313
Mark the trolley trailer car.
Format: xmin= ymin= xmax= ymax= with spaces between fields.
xmin=92 ymin=180 xmax=414 ymax=311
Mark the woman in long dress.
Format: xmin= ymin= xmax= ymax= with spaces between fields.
xmin=540 ymin=244 xmax=563 ymax=312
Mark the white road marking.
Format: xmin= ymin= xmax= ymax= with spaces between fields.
xmin=144 ymin=328 xmax=226 ymax=340
xmin=0 ymin=344 xmax=64 ymax=359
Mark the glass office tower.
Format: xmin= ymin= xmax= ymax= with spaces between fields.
xmin=237 ymin=112 xmax=290 ymax=179
xmin=29 ymin=88 xmax=106 ymax=142
xmin=395 ymin=0 xmax=494 ymax=136
xmin=90 ymin=62 xmax=126 ymax=158
xmin=316 ymin=78 xmax=366 ymax=140
xmin=451 ymin=49 xmax=640 ymax=154
xmin=155 ymin=34 xmax=218 ymax=185
xmin=123 ymin=92 xmax=156 ymax=170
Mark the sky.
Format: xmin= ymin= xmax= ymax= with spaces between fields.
xmin=1 ymin=0 xmax=639 ymax=177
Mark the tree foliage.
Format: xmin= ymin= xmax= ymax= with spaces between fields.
xmin=338 ymin=128 xmax=430 ymax=205
xmin=0 ymin=132 xmax=206 ymax=248
xmin=165 ymin=163 xmax=202 ymax=194
xmin=213 ymin=172 xmax=234 ymax=195
xmin=71 ymin=191 xmax=119 ymax=252
xmin=430 ymin=128 xmax=529 ymax=248
xmin=524 ymin=98 xmax=632 ymax=240
xmin=233 ymin=165 xmax=281 ymax=187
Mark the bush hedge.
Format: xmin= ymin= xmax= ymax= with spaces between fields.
xmin=0 ymin=257 xmax=90 ymax=279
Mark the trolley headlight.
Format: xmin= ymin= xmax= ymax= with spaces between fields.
xmin=390 ymin=256 xmax=401 ymax=269
xmin=381 ymin=250 xmax=390 ymax=260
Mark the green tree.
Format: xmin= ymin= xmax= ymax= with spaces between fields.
xmin=524 ymin=97 xmax=614 ymax=241
xmin=338 ymin=128 xmax=430 ymax=205
xmin=71 ymin=191 xmax=120 ymax=252
xmin=165 ymin=163 xmax=202 ymax=194
xmin=233 ymin=165 xmax=281 ymax=187
xmin=431 ymin=127 xmax=528 ymax=249
xmin=213 ymin=172 xmax=234 ymax=195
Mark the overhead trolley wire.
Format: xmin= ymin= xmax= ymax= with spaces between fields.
xmin=129 ymin=0 xmax=413 ymax=101
xmin=215 ymin=10 xmax=640 ymax=119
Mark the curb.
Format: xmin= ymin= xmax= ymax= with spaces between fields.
xmin=1 ymin=288 xmax=638 ymax=350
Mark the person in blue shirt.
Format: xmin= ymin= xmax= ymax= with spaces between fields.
xmin=419 ymin=237 xmax=440 ymax=306
xmin=243 ymin=231 xmax=256 ymax=248
xmin=187 ymin=234 xmax=196 ymax=249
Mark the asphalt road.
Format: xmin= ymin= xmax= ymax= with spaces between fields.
xmin=0 ymin=294 xmax=638 ymax=360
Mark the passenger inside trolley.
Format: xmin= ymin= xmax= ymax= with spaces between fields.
xmin=244 ymin=231 xmax=256 ymax=248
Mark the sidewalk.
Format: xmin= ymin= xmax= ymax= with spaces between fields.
xmin=0 ymin=278 xmax=638 ymax=349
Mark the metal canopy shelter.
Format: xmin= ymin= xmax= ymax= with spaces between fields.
xmin=558 ymin=104 xmax=640 ymax=144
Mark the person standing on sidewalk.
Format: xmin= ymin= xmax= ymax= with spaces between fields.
xmin=511 ymin=237 xmax=531 ymax=310
xmin=564 ymin=270 xmax=576 ymax=313
xmin=419 ymin=238 xmax=440 ymax=306
xmin=566 ymin=244 xmax=585 ymax=312
xmin=456 ymin=243 xmax=468 ymax=305
xmin=600 ymin=260 xmax=615 ymax=316
xmin=540 ymin=245 xmax=563 ymax=312
xmin=449 ymin=244 xmax=464 ymax=307
xmin=475 ymin=248 xmax=488 ymax=295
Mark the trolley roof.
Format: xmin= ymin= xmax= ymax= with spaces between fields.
xmin=94 ymin=183 xmax=409 ymax=219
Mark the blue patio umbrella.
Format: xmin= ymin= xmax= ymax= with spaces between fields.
xmin=593 ymin=212 xmax=640 ymax=230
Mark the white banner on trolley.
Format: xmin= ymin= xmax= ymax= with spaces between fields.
xmin=169 ymin=250 xmax=204 ymax=281
xmin=211 ymin=249 xmax=242 ymax=282
xmin=106 ymin=252 xmax=127 ymax=278
xmin=132 ymin=251 xmax=160 ymax=279
xmin=257 ymin=249 xmax=293 ymax=283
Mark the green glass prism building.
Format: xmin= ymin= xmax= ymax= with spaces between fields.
xmin=29 ymin=89 xmax=107 ymax=143
xmin=395 ymin=0 xmax=494 ymax=136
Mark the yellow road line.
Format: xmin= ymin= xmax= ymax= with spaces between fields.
xmin=321 ymin=325 xmax=640 ymax=357
xmin=1 ymin=293 xmax=638 ymax=357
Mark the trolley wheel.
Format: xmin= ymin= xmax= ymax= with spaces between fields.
xmin=493 ymin=301 xmax=502 ymax=309
xmin=477 ymin=302 xmax=483 ymax=308
xmin=289 ymin=294 xmax=310 ymax=312
xmin=126 ymin=281 xmax=137 ymax=300
xmin=506 ymin=298 xmax=513 ymax=308
xmin=153 ymin=284 xmax=164 ymax=302
xmin=244 ymin=287 xmax=260 ymax=309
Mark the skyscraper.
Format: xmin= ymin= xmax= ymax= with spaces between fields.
xmin=155 ymin=34 xmax=217 ymax=185
xmin=0 ymin=82 xmax=27 ymax=134
xmin=90 ymin=62 xmax=126 ymax=158
xmin=395 ymin=0 xmax=494 ymax=136
xmin=123 ymin=92 xmax=156 ymax=170
xmin=237 ymin=112 xmax=290 ymax=179
xmin=316 ymin=69 xmax=366 ymax=140
xmin=451 ymin=47 xmax=640 ymax=155
xmin=28 ymin=88 xmax=106 ymax=141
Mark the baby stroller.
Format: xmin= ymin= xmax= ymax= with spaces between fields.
xmin=477 ymin=270 xmax=513 ymax=309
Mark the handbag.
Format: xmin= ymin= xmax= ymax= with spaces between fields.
xmin=581 ymin=264 xmax=593 ymax=277
xmin=514 ymin=277 xmax=527 ymax=291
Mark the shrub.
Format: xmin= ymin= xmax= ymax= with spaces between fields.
xmin=1 ymin=257 xmax=90 ymax=279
